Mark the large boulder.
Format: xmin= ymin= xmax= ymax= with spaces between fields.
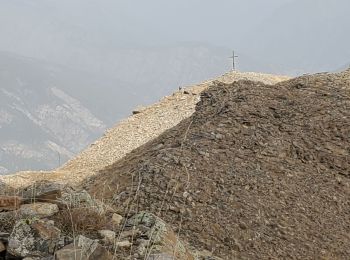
xmin=7 ymin=218 xmax=65 ymax=258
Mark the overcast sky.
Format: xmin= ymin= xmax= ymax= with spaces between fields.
xmin=0 ymin=0 xmax=349 ymax=74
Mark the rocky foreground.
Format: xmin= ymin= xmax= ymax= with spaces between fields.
xmin=0 ymin=182 xmax=205 ymax=259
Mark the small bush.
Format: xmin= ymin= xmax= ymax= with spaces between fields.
xmin=52 ymin=207 xmax=109 ymax=237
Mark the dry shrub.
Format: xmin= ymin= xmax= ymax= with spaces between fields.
xmin=53 ymin=207 xmax=109 ymax=237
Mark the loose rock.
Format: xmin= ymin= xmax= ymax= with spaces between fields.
xmin=7 ymin=218 xmax=63 ymax=258
xmin=111 ymin=213 xmax=123 ymax=227
xmin=19 ymin=203 xmax=59 ymax=218
xmin=98 ymin=230 xmax=115 ymax=245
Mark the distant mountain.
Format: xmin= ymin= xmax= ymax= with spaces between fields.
xmin=0 ymin=1 xmax=241 ymax=89
xmin=336 ymin=63 xmax=350 ymax=72
xmin=242 ymin=0 xmax=350 ymax=74
xmin=0 ymin=44 xmax=237 ymax=175
xmin=0 ymin=52 xmax=145 ymax=174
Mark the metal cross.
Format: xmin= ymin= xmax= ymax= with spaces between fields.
xmin=230 ymin=50 xmax=238 ymax=71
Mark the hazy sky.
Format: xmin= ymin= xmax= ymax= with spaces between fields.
xmin=0 ymin=0 xmax=291 ymax=45
xmin=0 ymin=0 xmax=349 ymax=73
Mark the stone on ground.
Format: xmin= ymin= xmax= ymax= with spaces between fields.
xmin=19 ymin=203 xmax=59 ymax=218
xmin=7 ymin=218 xmax=63 ymax=258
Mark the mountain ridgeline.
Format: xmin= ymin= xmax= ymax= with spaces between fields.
xmin=0 ymin=52 xmax=146 ymax=174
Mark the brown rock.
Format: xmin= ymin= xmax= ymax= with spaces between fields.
xmin=0 ymin=240 xmax=6 ymax=253
xmin=21 ymin=182 xmax=64 ymax=206
xmin=32 ymin=221 xmax=61 ymax=241
xmin=0 ymin=196 xmax=22 ymax=210
xmin=34 ymin=189 xmax=62 ymax=204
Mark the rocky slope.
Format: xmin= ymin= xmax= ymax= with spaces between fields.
xmin=85 ymin=69 xmax=350 ymax=259
xmin=0 ymin=71 xmax=289 ymax=187
xmin=1 ymin=69 xmax=349 ymax=259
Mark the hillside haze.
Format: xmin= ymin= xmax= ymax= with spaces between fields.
xmin=0 ymin=0 xmax=349 ymax=173
xmin=0 ymin=52 xmax=108 ymax=174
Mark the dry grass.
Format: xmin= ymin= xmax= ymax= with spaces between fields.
xmin=52 ymin=206 xmax=109 ymax=238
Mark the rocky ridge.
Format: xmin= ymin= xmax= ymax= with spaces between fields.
xmin=85 ymin=69 xmax=350 ymax=259
xmin=1 ymin=69 xmax=349 ymax=259
xmin=0 ymin=71 xmax=289 ymax=189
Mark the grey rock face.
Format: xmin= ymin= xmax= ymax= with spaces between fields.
xmin=19 ymin=203 xmax=59 ymax=218
xmin=8 ymin=218 xmax=63 ymax=258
